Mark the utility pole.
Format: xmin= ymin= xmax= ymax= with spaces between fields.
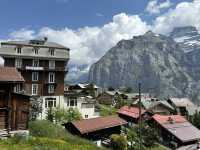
xmin=138 ymin=83 xmax=142 ymax=150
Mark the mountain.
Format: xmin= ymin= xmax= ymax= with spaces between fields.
xmin=170 ymin=26 xmax=200 ymax=53
xmin=89 ymin=30 xmax=197 ymax=99
xmin=170 ymin=26 xmax=200 ymax=81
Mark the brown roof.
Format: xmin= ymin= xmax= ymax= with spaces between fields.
xmin=118 ymin=106 xmax=146 ymax=119
xmin=71 ymin=116 xmax=127 ymax=134
xmin=0 ymin=67 xmax=24 ymax=82
xmin=153 ymin=114 xmax=200 ymax=143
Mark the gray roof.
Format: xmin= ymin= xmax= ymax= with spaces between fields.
xmin=169 ymin=98 xmax=194 ymax=107
xmin=1 ymin=40 xmax=69 ymax=50
xmin=148 ymin=101 xmax=174 ymax=111
xmin=163 ymin=122 xmax=200 ymax=143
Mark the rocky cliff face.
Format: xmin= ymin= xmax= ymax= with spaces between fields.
xmin=89 ymin=28 xmax=200 ymax=102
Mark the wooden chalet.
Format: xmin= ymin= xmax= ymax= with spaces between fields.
xmin=0 ymin=67 xmax=30 ymax=133
xmin=152 ymin=114 xmax=200 ymax=148
xmin=63 ymin=115 xmax=127 ymax=141
xmin=167 ymin=98 xmax=196 ymax=116
xmin=117 ymin=106 xmax=149 ymax=125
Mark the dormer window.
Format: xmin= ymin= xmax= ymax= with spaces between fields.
xmin=16 ymin=47 xmax=22 ymax=54
xmin=50 ymin=48 xmax=55 ymax=56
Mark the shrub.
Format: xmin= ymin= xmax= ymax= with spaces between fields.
xmin=110 ymin=134 xmax=127 ymax=150
xmin=29 ymin=120 xmax=66 ymax=139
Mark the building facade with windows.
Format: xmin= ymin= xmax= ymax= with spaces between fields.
xmin=0 ymin=38 xmax=69 ymax=119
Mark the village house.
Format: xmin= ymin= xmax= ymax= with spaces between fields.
xmin=152 ymin=114 xmax=200 ymax=148
xmin=63 ymin=115 xmax=127 ymax=146
xmin=66 ymin=83 xmax=100 ymax=98
xmin=117 ymin=106 xmax=149 ymax=126
xmin=64 ymin=91 xmax=99 ymax=119
xmin=0 ymin=67 xmax=30 ymax=136
xmin=0 ymin=38 xmax=69 ymax=119
xmin=133 ymin=98 xmax=175 ymax=115
xmin=96 ymin=90 xmax=122 ymax=105
xmin=64 ymin=84 xmax=100 ymax=119
xmin=167 ymin=98 xmax=197 ymax=116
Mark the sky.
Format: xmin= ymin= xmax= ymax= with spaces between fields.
xmin=1 ymin=0 xmax=200 ymax=81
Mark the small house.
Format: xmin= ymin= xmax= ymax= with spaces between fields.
xmin=152 ymin=114 xmax=200 ymax=148
xmin=96 ymin=91 xmax=121 ymax=105
xmin=117 ymin=106 xmax=149 ymax=125
xmin=64 ymin=115 xmax=127 ymax=142
xmin=167 ymin=98 xmax=196 ymax=116
xmin=133 ymin=98 xmax=175 ymax=115
xmin=0 ymin=67 xmax=30 ymax=132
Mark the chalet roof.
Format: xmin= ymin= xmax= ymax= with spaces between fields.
xmin=70 ymin=116 xmax=127 ymax=134
xmin=169 ymin=98 xmax=194 ymax=107
xmin=148 ymin=101 xmax=174 ymax=111
xmin=106 ymin=91 xmax=122 ymax=96
xmin=1 ymin=40 xmax=69 ymax=50
xmin=117 ymin=106 xmax=146 ymax=119
xmin=153 ymin=114 xmax=200 ymax=143
xmin=0 ymin=67 xmax=24 ymax=82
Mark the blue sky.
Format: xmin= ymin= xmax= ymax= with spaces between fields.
xmin=0 ymin=0 xmax=198 ymax=81
xmin=0 ymin=0 xmax=190 ymax=39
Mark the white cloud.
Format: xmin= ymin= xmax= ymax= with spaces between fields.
xmin=96 ymin=13 xmax=104 ymax=17
xmin=9 ymin=28 xmax=35 ymax=40
xmin=153 ymin=0 xmax=200 ymax=34
xmin=146 ymin=0 xmax=172 ymax=14
xmin=9 ymin=13 xmax=149 ymax=81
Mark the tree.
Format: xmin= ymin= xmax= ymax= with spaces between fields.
xmin=135 ymin=123 xmax=158 ymax=147
xmin=110 ymin=134 xmax=127 ymax=150
xmin=190 ymin=111 xmax=200 ymax=129
xmin=46 ymin=107 xmax=82 ymax=123
xmin=65 ymin=108 xmax=82 ymax=122
xmin=115 ymin=95 xmax=126 ymax=109
xmin=29 ymin=97 xmax=42 ymax=121
xmin=46 ymin=107 xmax=54 ymax=122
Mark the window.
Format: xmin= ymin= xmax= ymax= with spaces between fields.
xmin=67 ymin=99 xmax=77 ymax=107
xmin=45 ymin=98 xmax=56 ymax=108
xmin=34 ymin=47 xmax=39 ymax=55
xmin=49 ymin=60 xmax=55 ymax=69
xmin=49 ymin=72 xmax=55 ymax=83
xmin=14 ymin=84 xmax=21 ymax=93
xmin=32 ymin=84 xmax=38 ymax=95
xmin=15 ymin=59 xmax=22 ymax=68
xmin=16 ymin=47 xmax=22 ymax=54
xmin=32 ymin=59 xmax=39 ymax=67
xmin=85 ymin=115 xmax=88 ymax=119
xmin=50 ymin=48 xmax=55 ymax=56
xmin=48 ymin=85 xmax=55 ymax=93
xmin=32 ymin=72 xmax=39 ymax=81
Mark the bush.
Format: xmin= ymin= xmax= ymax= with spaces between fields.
xmin=45 ymin=107 xmax=82 ymax=124
xmin=29 ymin=120 xmax=66 ymax=139
xmin=110 ymin=134 xmax=127 ymax=150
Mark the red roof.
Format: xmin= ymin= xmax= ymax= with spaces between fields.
xmin=153 ymin=114 xmax=200 ymax=143
xmin=117 ymin=106 xmax=146 ymax=119
xmin=71 ymin=116 xmax=127 ymax=134
xmin=0 ymin=67 xmax=24 ymax=82
xmin=152 ymin=114 xmax=187 ymax=124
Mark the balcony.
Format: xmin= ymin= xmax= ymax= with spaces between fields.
xmin=18 ymin=66 xmax=67 ymax=72
xmin=25 ymin=66 xmax=44 ymax=71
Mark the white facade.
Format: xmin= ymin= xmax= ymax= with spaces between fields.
xmin=38 ymin=95 xmax=99 ymax=120
xmin=63 ymin=96 xmax=99 ymax=119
